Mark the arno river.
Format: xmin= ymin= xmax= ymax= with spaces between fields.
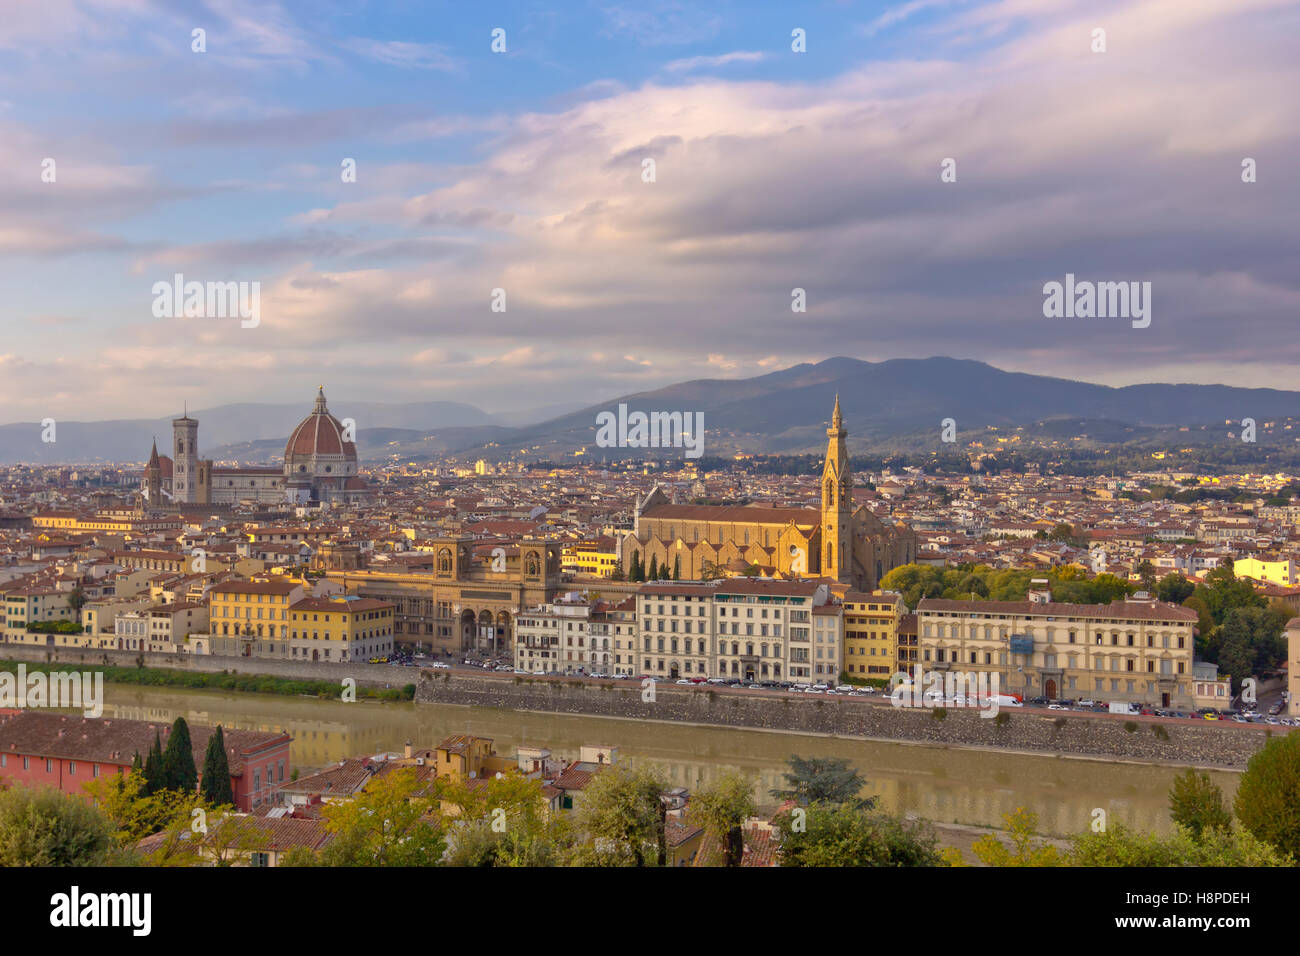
xmin=95 ymin=685 xmax=1239 ymax=838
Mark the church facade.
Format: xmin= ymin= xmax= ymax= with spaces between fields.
xmin=141 ymin=388 xmax=370 ymax=508
xmin=618 ymin=398 xmax=916 ymax=591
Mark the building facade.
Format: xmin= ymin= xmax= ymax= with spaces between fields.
xmin=916 ymin=593 xmax=1199 ymax=708
xmin=619 ymin=399 xmax=916 ymax=591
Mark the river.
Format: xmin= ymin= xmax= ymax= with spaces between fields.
xmin=94 ymin=685 xmax=1239 ymax=838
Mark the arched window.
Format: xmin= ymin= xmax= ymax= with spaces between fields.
xmin=437 ymin=548 xmax=452 ymax=573
xmin=525 ymin=552 xmax=540 ymax=576
xmin=826 ymin=543 xmax=834 ymax=567
xmin=825 ymin=478 xmax=834 ymax=504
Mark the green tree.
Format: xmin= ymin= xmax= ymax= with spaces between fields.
xmin=1069 ymin=822 xmax=1288 ymax=866
xmin=200 ymin=725 xmax=235 ymax=806
xmin=1168 ymin=769 xmax=1232 ymax=839
xmin=573 ymin=765 xmax=667 ymax=866
xmin=1156 ymin=572 xmax=1195 ymax=604
xmin=161 ymin=717 xmax=198 ymax=794
xmin=308 ymin=767 xmax=444 ymax=866
xmin=0 ymin=786 xmax=117 ymax=866
xmin=691 ymin=770 xmax=755 ymax=867
xmin=770 ymin=755 xmax=872 ymax=808
xmin=648 ymin=555 xmax=660 ymax=581
xmin=775 ymin=804 xmax=942 ymax=867
xmin=672 ymin=555 xmax=681 ymax=581
xmin=1234 ymin=732 xmax=1300 ymax=858
xmin=969 ymin=808 xmax=1062 ymax=867
xmin=143 ymin=732 xmax=164 ymax=796
xmin=1135 ymin=560 xmax=1157 ymax=592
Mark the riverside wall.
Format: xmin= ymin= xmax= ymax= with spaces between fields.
xmin=0 ymin=644 xmax=1274 ymax=769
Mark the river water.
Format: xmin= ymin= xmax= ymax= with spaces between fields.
xmin=95 ymin=685 xmax=1239 ymax=837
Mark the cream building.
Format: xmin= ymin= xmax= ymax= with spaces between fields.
xmin=916 ymin=591 xmax=1199 ymax=708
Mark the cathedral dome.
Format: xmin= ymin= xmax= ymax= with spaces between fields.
xmin=284 ymin=387 xmax=357 ymax=463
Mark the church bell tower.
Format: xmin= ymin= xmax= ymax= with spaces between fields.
xmin=821 ymin=395 xmax=852 ymax=583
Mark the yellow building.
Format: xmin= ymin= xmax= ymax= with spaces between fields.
xmin=435 ymin=735 xmax=498 ymax=782
xmin=843 ymin=590 xmax=903 ymax=680
xmin=562 ymin=537 xmax=620 ymax=577
xmin=1234 ymin=556 xmax=1298 ymax=588
xmin=208 ymin=582 xmax=394 ymax=662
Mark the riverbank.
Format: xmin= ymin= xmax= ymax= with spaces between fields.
xmin=416 ymin=670 xmax=1273 ymax=769
xmin=0 ymin=643 xmax=1271 ymax=769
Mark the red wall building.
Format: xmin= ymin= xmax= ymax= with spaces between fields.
xmin=0 ymin=710 xmax=291 ymax=811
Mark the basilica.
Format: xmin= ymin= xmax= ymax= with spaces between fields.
xmin=141 ymin=387 xmax=370 ymax=508
xmin=619 ymin=397 xmax=916 ymax=591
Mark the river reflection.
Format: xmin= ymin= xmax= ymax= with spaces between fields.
xmin=96 ymin=686 xmax=1239 ymax=837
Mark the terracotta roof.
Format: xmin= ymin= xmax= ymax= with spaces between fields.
xmin=641 ymin=503 xmax=817 ymax=527
xmin=0 ymin=711 xmax=287 ymax=777
xmin=917 ymin=597 xmax=1198 ymax=622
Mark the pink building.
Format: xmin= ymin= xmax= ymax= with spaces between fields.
xmin=0 ymin=710 xmax=291 ymax=811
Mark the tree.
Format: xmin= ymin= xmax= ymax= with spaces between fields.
xmin=1234 ymin=732 xmax=1300 ymax=858
xmin=0 ymin=786 xmax=117 ymax=866
xmin=691 ymin=770 xmax=755 ymax=866
xmin=573 ymin=766 xmax=667 ymax=866
xmin=200 ymin=725 xmax=234 ymax=806
xmin=439 ymin=774 xmax=572 ymax=867
xmin=770 ymin=755 xmax=872 ymax=808
xmin=84 ymin=769 xmax=195 ymax=846
xmin=161 ymin=717 xmax=198 ymax=794
xmin=1135 ymin=560 xmax=1157 ymax=592
xmin=775 ymin=804 xmax=942 ymax=867
xmin=143 ymin=732 xmax=164 ymax=796
xmin=1168 ymin=769 xmax=1231 ymax=839
xmin=609 ymin=558 xmax=625 ymax=582
xmin=1156 ymin=572 xmax=1195 ymax=604
xmin=1069 ymin=822 xmax=1288 ymax=866
xmin=672 ymin=555 xmax=681 ymax=581
xmin=1214 ymin=606 xmax=1287 ymax=690
xmin=308 ymin=767 xmax=444 ymax=866
xmin=648 ymin=555 xmax=660 ymax=581
xmin=969 ymin=808 xmax=1062 ymax=867
xmin=67 ymin=585 xmax=87 ymax=614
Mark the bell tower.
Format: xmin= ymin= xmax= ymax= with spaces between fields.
xmin=820 ymin=395 xmax=852 ymax=583
xmin=172 ymin=410 xmax=198 ymax=504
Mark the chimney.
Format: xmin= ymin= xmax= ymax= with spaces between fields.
xmin=404 ymin=739 xmax=413 ymax=759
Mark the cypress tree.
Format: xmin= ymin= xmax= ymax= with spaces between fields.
xmin=161 ymin=717 xmax=198 ymax=793
xmin=630 ymin=552 xmax=643 ymax=582
xmin=200 ymin=725 xmax=235 ymax=806
xmin=143 ymin=733 xmax=164 ymax=796
xmin=673 ymin=555 xmax=681 ymax=580
xmin=648 ymin=555 xmax=659 ymax=581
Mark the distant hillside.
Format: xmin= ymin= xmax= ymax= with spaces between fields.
xmin=451 ymin=356 xmax=1300 ymax=461
xmin=5 ymin=357 xmax=1297 ymax=465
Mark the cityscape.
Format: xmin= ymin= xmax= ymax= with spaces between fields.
xmin=1 ymin=0 xmax=1294 ymax=936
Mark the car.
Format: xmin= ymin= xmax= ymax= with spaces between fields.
xmin=804 ymin=687 xmax=823 ymax=694
xmin=835 ymin=685 xmax=854 ymax=693
xmin=690 ymin=677 xmax=708 ymax=684
xmin=1139 ymin=708 xmax=1155 ymax=716
xmin=812 ymin=682 xmax=829 ymax=691
xmin=1048 ymin=703 xmax=1068 ymax=711
xmin=706 ymin=677 xmax=727 ymax=684
xmin=1077 ymin=699 xmax=1097 ymax=707
xmin=675 ymin=678 xmax=692 ymax=685
xmin=1028 ymin=696 xmax=1049 ymax=706
xmin=430 ymin=661 xmax=450 ymax=669
xmin=745 ymin=683 xmax=762 ymax=690
xmin=612 ymin=673 xmax=630 ymax=680
xmin=1202 ymin=713 xmax=1219 ymax=720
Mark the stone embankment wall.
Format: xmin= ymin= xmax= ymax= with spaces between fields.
xmin=0 ymin=644 xmax=406 ymax=686
xmin=416 ymin=671 xmax=1272 ymax=769
xmin=0 ymin=644 xmax=1272 ymax=768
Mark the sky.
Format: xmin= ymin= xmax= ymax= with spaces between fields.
xmin=1 ymin=0 xmax=1297 ymax=423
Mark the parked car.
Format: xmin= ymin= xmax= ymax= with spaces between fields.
xmin=675 ymin=678 xmax=692 ymax=685
xmin=1077 ymin=699 xmax=1097 ymax=707
xmin=835 ymin=685 xmax=854 ymax=693
xmin=1048 ymin=703 xmax=1069 ymax=711
xmin=430 ymin=661 xmax=450 ymax=669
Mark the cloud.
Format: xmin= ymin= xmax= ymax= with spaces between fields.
xmin=663 ymin=51 xmax=766 ymax=73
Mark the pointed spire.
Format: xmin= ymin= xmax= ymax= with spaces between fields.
xmin=831 ymin=394 xmax=843 ymax=431
xmin=148 ymin=438 xmax=160 ymax=468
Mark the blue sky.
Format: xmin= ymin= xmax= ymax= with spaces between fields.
xmin=1 ymin=0 xmax=1297 ymax=422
